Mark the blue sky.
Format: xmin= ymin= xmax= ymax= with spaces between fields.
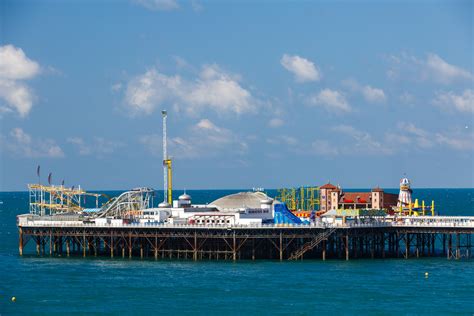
xmin=0 ymin=0 xmax=473 ymax=191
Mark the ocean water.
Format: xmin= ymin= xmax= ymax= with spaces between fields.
xmin=0 ymin=189 xmax=473 ymax=315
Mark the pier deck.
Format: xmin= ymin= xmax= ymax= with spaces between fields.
xmin=18 ymin=216 xmax=474 ymax=260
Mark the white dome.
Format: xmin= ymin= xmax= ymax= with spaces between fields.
xmin=211 ymin=191 xmax=275 ymax=211
xmin=158 ymin=202 xmax=171 ymax=208
xmin=179 ymin=193 xmax=191 ymax=200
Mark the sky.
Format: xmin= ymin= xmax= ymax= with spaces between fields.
xmin=0 ymin=0 xmax=473 ymax=191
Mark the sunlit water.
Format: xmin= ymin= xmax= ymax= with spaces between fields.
xmin=1 ymin=189 xmax=473 ymax=315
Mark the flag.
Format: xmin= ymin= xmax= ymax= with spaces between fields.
xmin=61 ymin=179 xmax=65 ymax=186
xmin=48 ymin=173 xmax=52 ymax=185
xmin=36 ymin=165 xmax=40 ymax=177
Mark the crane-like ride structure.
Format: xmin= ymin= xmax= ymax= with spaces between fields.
xmin=159 ymin=110 xmax=173 ymax=207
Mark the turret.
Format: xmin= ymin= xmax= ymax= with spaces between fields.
xmin=397 ymin=177 xmax=412 ymax=207
xmin=178 ymin=192 xmax=192 ymax=208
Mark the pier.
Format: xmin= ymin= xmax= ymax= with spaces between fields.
xmin=18 ymin=216 xmax=474 ymax=261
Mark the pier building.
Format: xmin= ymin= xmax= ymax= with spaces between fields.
xmin=319 ymin=183 xmax=398 ymax=213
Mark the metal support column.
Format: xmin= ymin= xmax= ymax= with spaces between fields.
xmin=322 ymin=239 xmax=326 ymax=260
xmin=279 ymin=231 xmax=283 ymax=261
xmin=193 ymin=232 xmax=197 ymax=261
xmin=345 ymin=234 xmax=349 ymax=261
xmin=18 ymin=227 xmax=23 ymax=256
xmin=232 ymin=231 xmax=236 ymax=261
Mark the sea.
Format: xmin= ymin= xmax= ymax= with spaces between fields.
xmin=0 ymin=189 xmax=473 ymax=315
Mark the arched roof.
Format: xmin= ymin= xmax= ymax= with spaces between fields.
xmin=210 ymin=191 xmax=278 ymax=212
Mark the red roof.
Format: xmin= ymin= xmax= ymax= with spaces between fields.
xmin=320 ymin=183 xmax=337 ymax=189
xmin=339 ymin=192 xmax=371 ymax=204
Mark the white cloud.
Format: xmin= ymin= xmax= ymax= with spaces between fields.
xmin=67 ymin=137 xmax=124 ymax=156
xmin=0 ymin=45 xmax=40 ymax=80
xmin=1 ymin=128 xmax=64 ymax=158
xmin=433 ymin=89 xmax=474 ymax=113
xmin=266 ymin=135 xmax=305 ymax=156
xmin=435 ymin=133 xmax=474 ymax=151
xmin=184 ymin=66 xmax=253 ymax=114
xmin=311 ymin=139 xmax=339 ymax=156
xmin=133 ymin=0 xmax=179 ymax=11
xmin=425 ymin=53 xmax=473 ymax=84
xmin=386 ymin=52 xmax=473 ymax=84
xmin=280 ymin=135 xmax=298 ymax=146
xmin=388 ymin=122 xmax=474 ymax=151
xmin=125 ymin=64 xmax=257 ymax=116
xmin=10 ymin=127 xmax=32 ymax=144
xmin=342 ymin=79 xmax=386 ymax=104
xmin=140 ymin=119 xmax=247 ymax=159
xmin=362 ymin=85 xmax=386 ymax=103
xmin=396 ymin=122 xmax=434 ymax=148
xmin=125 ymin=69 xmax=180 ymax=115
xmin=385 ymin=132 xmax=412 ymax=145
xmin=332 ymin=125 xmax=391 ymax=155
xmin=280 ymin=54 xmax=321 ymax=82
xmin=195 ymin=118 xmax=219 ymax=131
xmin=268 ymin=126 xmax=388 ymax=156
xmin=67 ymin=137 xmax=91 ymax=155
xmin=0 ymin=45 xmax=41 ymax=117
xmin=268 ymin=118 xmax=284 ymax=128
xmin=308 ymin=89 xmax=351 ymax=113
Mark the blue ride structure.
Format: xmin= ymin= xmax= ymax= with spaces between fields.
xmin=273 ymin=203 xmax=305 ymax=224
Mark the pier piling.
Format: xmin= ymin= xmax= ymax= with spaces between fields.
xmin=16 ymin=222 xmax=474 ymax=261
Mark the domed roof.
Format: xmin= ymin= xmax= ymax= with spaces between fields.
xmin=211 ymin=191 xmax=277 ymax=211
xmin=158 ymin=201 xmax=171 ymax=208
xmin=179 ymin=193 xmax=191 ymax=200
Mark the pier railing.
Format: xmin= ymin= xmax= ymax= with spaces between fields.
xmin=18 ymin=215 xmax=474 ymax=229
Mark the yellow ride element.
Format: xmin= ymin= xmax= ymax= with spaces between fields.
xmin=28 ymin=183 xmax=102 ymax=216
xmin=276 ymin=186 xmax=320 ymax=211
xmin=397 ymin=199 xmax=435 ymax=216
xmin=164 ymin=158 xmax=172 ymax=205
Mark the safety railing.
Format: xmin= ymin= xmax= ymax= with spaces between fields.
xmin=18 ymin=216 xmax=474 ymax=229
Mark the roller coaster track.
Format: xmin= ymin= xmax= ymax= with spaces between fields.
xmin=96 ymin=188 xmax=153 ymax=218
xmin=288 ymin=227 xmax=337 ymax=260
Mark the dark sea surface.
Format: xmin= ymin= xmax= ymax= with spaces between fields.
xmin=0 ymin=189 xmax=473 ymax=315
